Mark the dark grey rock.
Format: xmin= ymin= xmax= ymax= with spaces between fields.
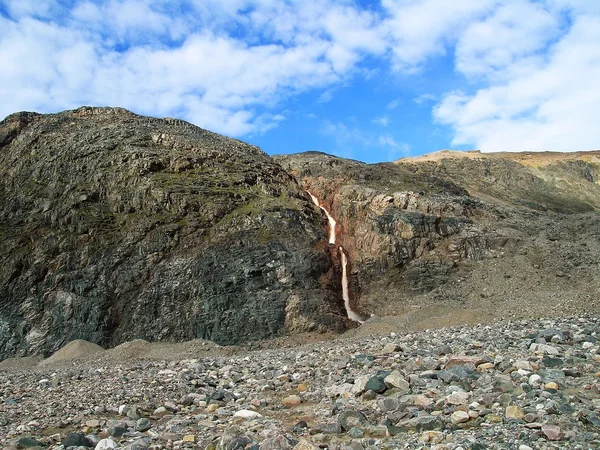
xmin=135 ymin=418 xmax=151 ymax=432
xmin=362 ymin=389 xmax=377 ymax=400
xmin=540 ymin=369 xmax=566 ymax=381
xmin=122 ymin=438 xmax=150 ymax=450
xmin=312 ymin=423 xmax=342 ymax=434
xmin=347 ymin=427 xmax=364 ymax=438
xmin=394 ymin=415 xmax=443 ymax=432
xmin=584 ymin=412 xmax=600 ymax=427
xmin=17 ymin=437 xmax=43 ymax=448
xmin=542 ymin=357 xmax=563 ymax=368
xmin=365 ymin=376 xmax=387 ymax=394
xmin=438 ymin=366 xmax=476 ymax=383
xmin=338 ymin=410 xmax=370 ymax=432
xmin=0 ymin=108 xmax=345 ymax=358
xmin=63 ymin=433 xmax=92 ymax=448
xmin=108 ymin=426 xmax=128 ymax=438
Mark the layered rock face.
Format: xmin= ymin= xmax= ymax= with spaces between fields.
xmin=0 ymin=108 xmax=346 ymax=358
xmin=275 ymin=151 xmax=600 ymax=326
xmin=1 ymin=107 xmax=599 ymax=359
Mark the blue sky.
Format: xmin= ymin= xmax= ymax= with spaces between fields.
xmin=0 ymin=1 xmax=599 ymax=163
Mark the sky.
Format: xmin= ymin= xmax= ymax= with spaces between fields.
xmin=0 ymin=1 xmax=599 ymax=163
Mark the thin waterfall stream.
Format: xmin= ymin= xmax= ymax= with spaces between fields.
xmin=307 ymin=191 xmax=366 ymax=324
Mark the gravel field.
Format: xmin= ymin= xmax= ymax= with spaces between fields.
xmin=1 ymin=316 xmax=600 ymax=449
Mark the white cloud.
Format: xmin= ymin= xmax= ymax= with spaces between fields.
xmin=0 ymin=0 xmax=365 ymax=137
xmin=381 ymin=0 xmax=499 ymax=72
xmin=455 ymin=1 xmax=559 ymax=80
xmin=372 ymin=116 xmax=390 ymax=127
xmin=3 ymin=0 xmax=60 ymax=19
xmin=386 ymin=99 xmax=401 ymax=109
xmin=0 ymin=0 xmax=598 ymax=155
xmin=413 ymin=93 xmax=436 ymax=105
xmin=434 ymin=13 xmax=600 ymax=152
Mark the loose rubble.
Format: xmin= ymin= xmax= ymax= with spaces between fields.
xmin=1 ymin=316 xmax=599 ymax=449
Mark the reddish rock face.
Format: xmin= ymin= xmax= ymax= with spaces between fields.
xmin=275 ymin=151 xmax=600 ymax=329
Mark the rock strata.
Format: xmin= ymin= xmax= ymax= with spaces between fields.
xmin=275 ymin=151 xmax=600 ymax=330
xmin=0 ymin=107 xmax=346 ymax=359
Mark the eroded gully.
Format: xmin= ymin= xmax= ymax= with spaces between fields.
xmin=307 ymin=191 xmax=366 ymax=324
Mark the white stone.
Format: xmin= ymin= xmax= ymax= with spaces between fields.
xmin=528 ymin=374 xmax=542 ymax=386
xmin=450 ymin=411 xmax=470 ymax=424
xmin=384 ymin=370 xmax=410 ymax=392
xmin=95 ymin=439 xmax=118 ymax=450
xmin=233 ymin=409 xmax=263 ymax=419
xmin=153 ymin=406 xmax=168 ymax=416
xmin=446 ymin=391 xmax=470 ymax=405
xmin=529 ymin=343 xmax=560 ymax=355
xmin=351 ymin=376 xmax=370 ymax=394
xmin=118 ymin=405 xmax=128 ymax=415
xmin=514 ymin=360 xmax=533 ymax=370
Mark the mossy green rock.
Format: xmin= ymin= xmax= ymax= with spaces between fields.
xmin=0 ymin=107 xmax=345 ymax=358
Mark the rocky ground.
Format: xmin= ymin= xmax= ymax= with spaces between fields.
xmin=1 ymin=316 xmax=599 ymax=450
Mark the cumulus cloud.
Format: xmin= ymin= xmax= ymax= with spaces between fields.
xmin=455 ymin=1 xmax=560 ymax=80
xmin=0 ymin=0 xmax=598 ymax=153
xmin=322 ymin=118 xmax=409 ymax=161
xmin=413 ymin=93 xmax=436 ymax=105
xmin=372 ymin=116 xmax=390 ymax=127
xmin=381 ymin=0 xmax=499 ymax=72
xmin=434 ymin=7 xmax=600 ymax=152
xmin=0 ymin=0 xmax=374 ymax=136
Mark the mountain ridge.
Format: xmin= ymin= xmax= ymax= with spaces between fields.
xmin=1 ymin=107 xmax=599 ymax=359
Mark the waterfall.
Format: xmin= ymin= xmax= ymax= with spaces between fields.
xmin=307 ymin=190 xmax=366 ymax=324
xmin=307 ymin=191 xmax=337 ymax=244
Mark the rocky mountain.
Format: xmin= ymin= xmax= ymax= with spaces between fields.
xmin=0 ymin=107 xmax=346 ymax=359
xmin=1 ymin=107 xmax=599 ymax=360
xmin=275 ymin=150 xmax=600 ymax=333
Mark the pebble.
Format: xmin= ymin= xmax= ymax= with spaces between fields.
xmin=541 ymin=424 xmax=563 ymax=441
xmin=281 ymin=395 xmax=301 ymax=407
xmin=446 ymin=391 xmax=469 ymax=405
xmin=450 ymin=411 xmax=470 ymax=424
xmin=421 ymin=431 xmax=444 ymax=444
xmin=135 ymin=418 xmax=151 ymax=432
xmin=383 ymin=370 xmax=410 ymax=392
xmin=95 ymin=438 xmax=118 ymax=450
xmin=233 ymin=409 xmax=262 ymax=419
xmin=505 ymin=405 xmax=525 ymax=419
xmin=365 ymin=376 xmax=387 ymax=393
xmin=1 ymin=317 xmax=599 ymax=450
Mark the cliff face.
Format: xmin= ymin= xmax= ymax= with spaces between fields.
xmin=0 ymin=108 xmax=346 ymax=358
xmin=275 ymin=151 xmax=600 ymax=328
xmin=2 ymin=107 xmax=599 ymax=359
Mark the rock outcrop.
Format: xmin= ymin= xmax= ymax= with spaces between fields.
xmin=1 ymin=107 xmax=599 ymax=359
xmin=0 ymin=108 xmax=346 ymax=358
xmin=275 ymin=150 xmax=600 ymax=328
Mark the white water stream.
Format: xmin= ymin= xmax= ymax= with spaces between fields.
xmin=307 ymin=191 xmax=337 ymax=244
xmin=307 ymin=190 xmax=365 ymax=324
